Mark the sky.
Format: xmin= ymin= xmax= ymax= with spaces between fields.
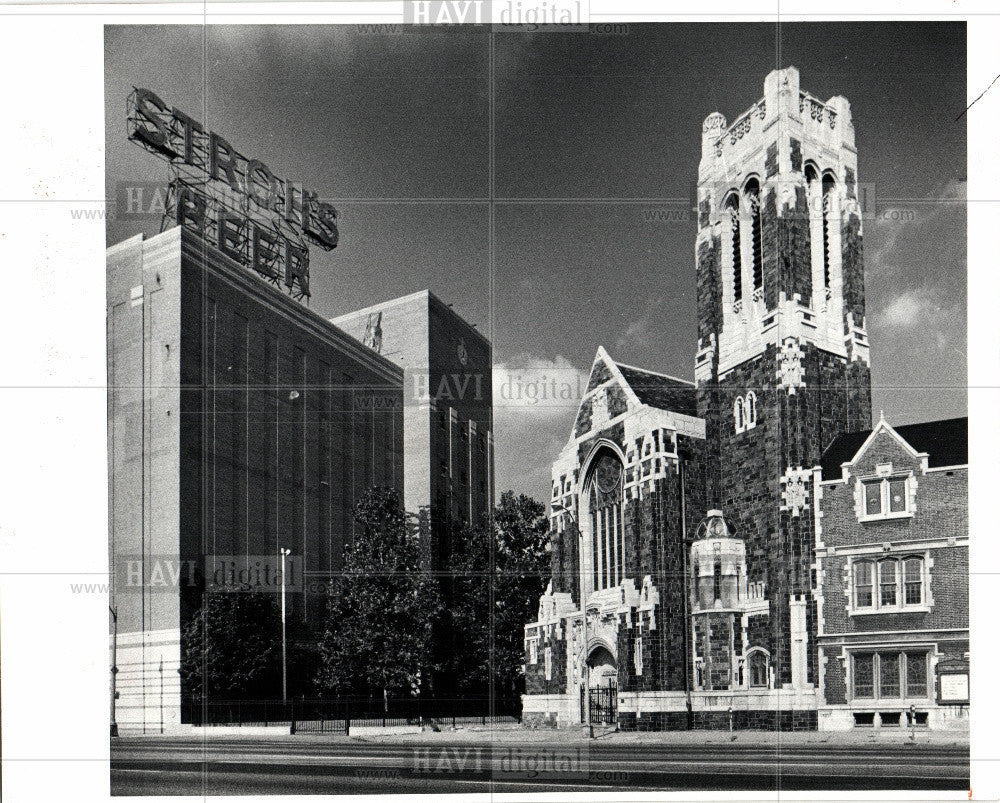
xmin=106 ymin=23 xmax=968 ymax=504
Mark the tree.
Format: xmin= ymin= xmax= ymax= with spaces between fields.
xmin=180 ymin=591 xmax=280 ymax=700
xmin=314 ymin=487 xmax=443 ymax=700
xmin=446 ymin=491 xmax=550 ymax=701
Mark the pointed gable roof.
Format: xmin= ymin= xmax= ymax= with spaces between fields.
xmin=819 ymin=416 xmax=968 ymax=480
xmin=587 ymin=346 xmax=697 ymax=417
xmin=616 ymin=363 xmax=698 ymax=416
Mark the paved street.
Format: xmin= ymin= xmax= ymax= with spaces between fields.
xmin=111 ymin=731 xmax=970 ymax=795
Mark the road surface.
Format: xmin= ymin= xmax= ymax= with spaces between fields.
xmin=111 ymin=734 xmax=970 ymax=795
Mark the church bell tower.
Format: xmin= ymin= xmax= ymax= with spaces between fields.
xmin=693 ymin=66 xmax=873 ymax=689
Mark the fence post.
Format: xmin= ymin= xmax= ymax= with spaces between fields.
xmin=345 ymin=697 xmax=351 ymax=737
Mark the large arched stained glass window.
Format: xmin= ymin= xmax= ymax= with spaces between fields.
xmin=587 ymin=452 xmax=625 ymax=591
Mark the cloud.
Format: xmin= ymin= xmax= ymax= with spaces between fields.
xmin=615 ymin=295 xmax=666 ymax=354
xmin=492 ymin=353 xmax=587 ymax=503
xmin=867 ymin=179 xmax=966 ymax=278
xmin=879 ymin=288 xmax=942 ymax=329
xmin=492 ymin=353 xmax=588 ymax=418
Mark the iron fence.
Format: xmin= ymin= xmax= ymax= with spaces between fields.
xmin=182 ymin=696 xmax=521 ymax=733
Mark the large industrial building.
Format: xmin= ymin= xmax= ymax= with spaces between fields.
xmin=522 ymin=67 xmax=969 ymax=732
xmin=107 ymin=226 xmax=405 ymax=732
xmin=333 ymin=290 xmax=495 ymax=568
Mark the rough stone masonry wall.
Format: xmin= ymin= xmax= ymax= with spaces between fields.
xmin=842 ymin=209 xmax=865 ymax=335
xmin=763 ymin=179 xmax=813 ymax=308
xmin=695 ymin=233 xmax=723 ymax=507
xmin=709 ymin=339 xmax=870 ymax=689
xmin=524 ymin=627 xmax=568 ymax=696
xmin=623 ymin=474 xmax=686 ymax=693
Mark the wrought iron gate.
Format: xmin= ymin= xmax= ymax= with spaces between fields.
xmin=587 ymin=686 xmax=617 ymax=725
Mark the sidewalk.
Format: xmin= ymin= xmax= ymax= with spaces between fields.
xmin=358 ymin=722 xmax=969 ymax=748
xmin=117 ymin=722 xmax=969 ymax=748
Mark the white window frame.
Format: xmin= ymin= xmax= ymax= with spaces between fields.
xmin=528 ymin=638 xmax=539 ymax=665
xmin=859 ymin=473 xmax=913 ymax=522
xmin=734 ymin=396 xmax=745 ymax=433
xmin=544 ymin=646 xmax=552 ymax=680
xmin=634 ymin=636 xmax=643 ymax=676
xmin=849 ymin=554 xmax=929 ymax=615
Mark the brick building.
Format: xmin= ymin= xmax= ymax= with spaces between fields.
xmin=107 ymin=227 xmax=404 ymax=732
xmin=522 ymin=66 xmax=966 ymax=732
xmin=813 ymin=416 xmax=969 ymax=731
xmin=332 ymin=290 xmax=495 ymax=568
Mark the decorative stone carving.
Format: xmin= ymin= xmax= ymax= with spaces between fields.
xmin=777 ymin=337 xmax=805 ymax=394
xmin=780 ymin=467 xmax=812 ymax=517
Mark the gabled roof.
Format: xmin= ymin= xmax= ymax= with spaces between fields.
xmin=819 ymin=416 xmax=968 ymax=480
xmin=616 ymin=363 xmax=698 ymax=417
xmin=585 ymin=347 xmax=697 ymax=418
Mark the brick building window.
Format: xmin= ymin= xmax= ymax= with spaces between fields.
xmin=634 ymin=636 xmax=643 ymax=676
xmin=528 ymin=639 xmax=538 ymax=665
xmin=905 ymin=652 xmax=928 ymax=697
xmin=852 ymin=650 xmax=929 ymax=699
xmin=904 ymin=557 xmax=923 ymax=605
xmin=861 ymin=475 xmax=911 ymax=519
xmin=879 ymin=559 xmax=897 ymax=606
xmin=745 ymin=392 xmax=757 ymax=427
xmin=852 ymin=652 xmax=875 ymax=698
xmin=544 ymin=646 xmax=552 ymax=681
xmin=734 ymin=393 xmax=757 ymax=434
xmin=821 ymin=173 xmax=836 ymax=291
xmin=854 ymin=561 xmax=874 ymax=608
xmin=852 ymin=556 xmax=925 ymax=612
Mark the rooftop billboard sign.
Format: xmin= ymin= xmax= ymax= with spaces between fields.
xmin=126 ymin=88 xmax=338 ymax=299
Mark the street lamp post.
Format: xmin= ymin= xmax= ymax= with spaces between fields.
xmin=110 ymin=604 xmax=119 ymax=738
xmin=279 ymin=547 xmax=291 ymax=704
xmin=551 ymin=503 xmax=592 ymax=739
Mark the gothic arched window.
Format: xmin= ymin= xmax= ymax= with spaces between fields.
xmin=724 ymin=192 xmax=742 ymax=308
xmin=734 ymin=395 xmax=745 ymax=433
xmin=744 ymin=178 xmax=764 ymax=294
xmin=745 ymin=391 xmax=757 ymax=428
xmin=748 ymin=649 xmax=769 ymax=688
xmin=586 ymin=452 xmax=625 ymax=592
xmin=821 ymin=173 xmax=836 ymax=295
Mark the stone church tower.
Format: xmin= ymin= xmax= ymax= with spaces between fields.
xmin=693 ymin=66 xmax=872 ymax=691
xmin=522 ymin=67 xmax=874 ymax=730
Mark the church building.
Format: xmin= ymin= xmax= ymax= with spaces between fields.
xmin=522 ymin=66 xmax=966 ymax=731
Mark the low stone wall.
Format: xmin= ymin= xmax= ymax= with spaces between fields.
xmin=619 ymin=709 xmax=817 ymax=732
xmin=522 ymin=711 xmax=559 ymax=729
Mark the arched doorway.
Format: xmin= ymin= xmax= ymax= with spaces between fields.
xmin=585 ymin=644 xmax=618 ymax=725
xmin=587 ymin=644 xmax=617 ymax=689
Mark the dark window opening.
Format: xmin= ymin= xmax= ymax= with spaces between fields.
xmin=745 ymin=179 xmax=763 ymax=291
xmin=725 ymin=193 xmax=742 ymax=303
xmin=821 ymin=173 xmax=835 ymax=290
